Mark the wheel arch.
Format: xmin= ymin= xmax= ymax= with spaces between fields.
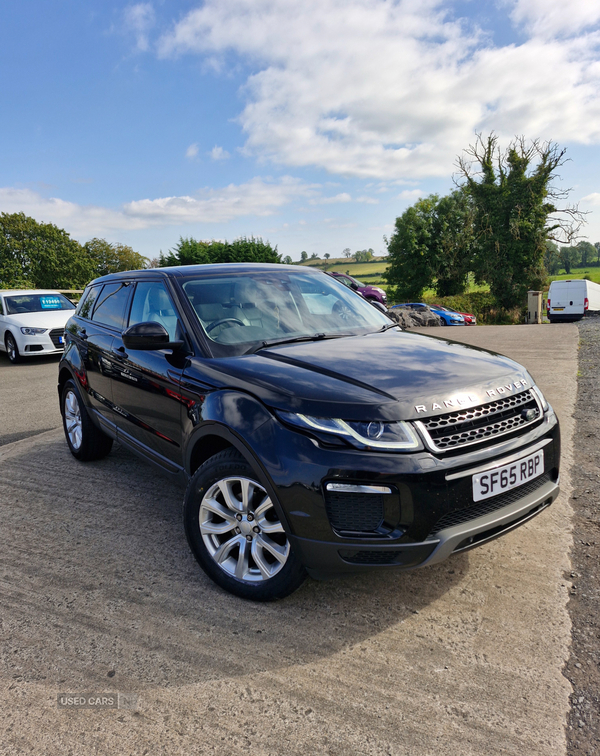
xmin=185 ymin=422 xmax=293 ymax=536
xmin=58 ymin=365 xmax=74 ymax=397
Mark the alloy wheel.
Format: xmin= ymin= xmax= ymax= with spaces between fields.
xmin=6 ymin=335 xmax=17 ymax=361
xmin=199 ymin=476 xmax=290 ymax=583
xmin=64 ymin=389 xmax=83 ymax=451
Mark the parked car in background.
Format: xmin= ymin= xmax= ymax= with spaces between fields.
xmin=431 ymin=304 xmax=476 ymax=325
xmin=0 ymin=289 xmax=76 ymax=363
xmin=426 ymin=304 xmax=465 ymax=326
xmin=328 ymin=271 xmax=387 ymax=305
xmin=391 ymin=303 xmax=464 ymax=326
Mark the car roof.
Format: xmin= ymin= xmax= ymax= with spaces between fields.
xmin=0 ymin=289 xmax=63 ymax=296
xmin=87 ymin=263 xmax=321 ymax=287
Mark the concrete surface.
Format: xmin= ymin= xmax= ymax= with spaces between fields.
xmin=0 ymin=354 xmax=62 ymax=446
xmin=0 ymin=325 xmax=578 ymax=755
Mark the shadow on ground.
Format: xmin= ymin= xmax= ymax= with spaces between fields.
xmin=0 ymin=436 xmax=468 ymax=692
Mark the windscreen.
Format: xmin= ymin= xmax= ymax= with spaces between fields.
xmin=181 ymin=269 xmax=390 ymax=355
xmin=5 ymin=293 xmax=76 ymax=315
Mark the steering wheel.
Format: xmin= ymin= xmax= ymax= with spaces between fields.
xmin=332 ymin=301 xmax=352 ymax=320
xmin=206 ymin=317 xmax=246 ymax=334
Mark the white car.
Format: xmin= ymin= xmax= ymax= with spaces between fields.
xmin=0 ymin=289 xmax=76 ymax=363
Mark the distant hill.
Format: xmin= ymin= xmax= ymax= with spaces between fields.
xmin=298 ymin=256 xmax=389 ymax=284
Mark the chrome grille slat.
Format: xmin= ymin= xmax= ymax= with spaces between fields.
xmin=415 ymin=390 xmax=542 ymax=452
xmin=423 ymin=391 xmax=534 ymax=429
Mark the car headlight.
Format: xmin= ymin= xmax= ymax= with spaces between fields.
xmin=531 ymin=384 xmax=549 ymax=412
xmin=20 ymin=327 xmax=47 ymax=335
xmin=277 ymin=411 xmax=420 ymax=451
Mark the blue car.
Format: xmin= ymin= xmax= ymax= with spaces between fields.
xmin=391 ymin=303 xmax=465 ymax=325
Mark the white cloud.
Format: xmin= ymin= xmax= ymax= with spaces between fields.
xmin=310 ymin=192 xmax=352 ymax=205
xmin=185 ymin=143 xmax=199 ymax=159
xmin=209 ymin=145 xmax=231 ymax=160
xmin=0 ymin=178 xmax=316 ymax=238
xmin=581 ymin=192 xmax=600 ymax=207
xmin=510 ymin=0 xmax=600 ymax=39
xmin=123 ymin=3 xmax=156 ymax=52
xmin=397 ymin=189 xmax=425 ymax=201
xmin=356 ymin=196 xmax=379 ymax=204
xmin=157 ymin=0 xmax=600 ymax=180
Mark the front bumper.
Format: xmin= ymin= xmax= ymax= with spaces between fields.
xmin=16 ymin=330 xmax=65 ymax=357
xmin=253 ymin=410 xmax=560 ymax=579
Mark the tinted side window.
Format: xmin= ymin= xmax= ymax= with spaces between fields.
xmin=91 ymin=283 xmax=131 ymax=330
xmin=0 ymin=299 xmax=4 ymax=315
xmin=129 ymin=281 xmax=179 ymax=341
xmin=76 ymin=286 xmax=100 ymax=319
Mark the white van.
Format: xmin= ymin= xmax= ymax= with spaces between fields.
xmin=547 ymin=279 xmax=600 ymax=322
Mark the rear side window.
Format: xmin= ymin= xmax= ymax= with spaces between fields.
xmin=76 ymin=286 xmax=100 ymax=319
xmin=0 ymin=299 xmax=4 ymax=315
xmin=91 ymin=283 xmax=131 ymax=330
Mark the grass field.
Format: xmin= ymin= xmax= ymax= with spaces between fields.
xmin=300 ymin=259 xmax=600 ymax=300
xmin=548 ymin=267 xmax=600 ymax=284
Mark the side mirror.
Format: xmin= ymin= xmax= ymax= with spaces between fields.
xmin=369 ymin=300 xmax=388 ymax=314
xmin=122 ymin=322 xmax=184 ymax=351
xmin=349 ymin=281 xmax=359 ymax=290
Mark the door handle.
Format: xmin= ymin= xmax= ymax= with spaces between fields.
xmin=111 ymin=346 xmax=128 ymax=360
xmin=79 ymin=328 xmax=88 ymax=341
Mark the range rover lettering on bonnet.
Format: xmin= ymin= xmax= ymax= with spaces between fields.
xmin=414 ymin=379 xmax=529 ymax=414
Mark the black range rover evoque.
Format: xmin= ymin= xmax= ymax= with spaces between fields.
xmin=58 ymin=264 xmax=560 ymax=600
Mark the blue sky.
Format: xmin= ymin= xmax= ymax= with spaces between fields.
xmin=2 ymin=0 xmax=600 ymax=261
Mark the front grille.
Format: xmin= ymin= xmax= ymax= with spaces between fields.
xmin=49 ymin=328 xmax=65 ymax=348
xmin=324 ymin=491 xmax=384 ymax=533
xmin=427 ymin=472 xmax=552 ymax=536
xmin=416 ymin=390 xmax=541 ymax=451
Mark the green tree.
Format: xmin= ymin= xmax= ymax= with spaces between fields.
xmin=576 ymin=240 xmax=595 ymax=267
xmin=354 ymin=249 xmax=374 ymax=262
xmin=457 ymin=134 xmax=583 ymax=309
xmin=84 ymin=238 xmax=148 ymax=277
xmin=161 ymin=236 xmax=280 ymax=267
xmin=560 ymin=246 xmax=578 ymax=274
xmin=544 ymin=241 xmax=561 ymax=275
xmin=384 ymin=190 xmax=473 ymax=300
xmin=595 ymin=242 xmax=600 ymax=263
xmin=430 ymin=191 xmax=473 ymax=296
xmin=324 ymin=253 xmax=330 ymax=260
xmin=300 ymin=250 xmax=308 ymax=262
xmin=0 ymin=212 xmax=93 ymax=289
xmin=384 ymin=196 xmax=439 ymax=301
xmin=282 ymin=255 xmax=293 ymax=264
xmin=343 ymin=248 xmax=352 ymax=259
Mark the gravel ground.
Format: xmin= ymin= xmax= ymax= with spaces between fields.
xmin=566 ymin=314 xmax=600 ymax=756
xmin=0 ymin=325 xmax=590 ymax=754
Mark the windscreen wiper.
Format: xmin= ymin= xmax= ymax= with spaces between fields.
xmin=376 ymin=322 xmax=400 ymax=333
xmin=246 ymin=333 xmax=349 ymax=355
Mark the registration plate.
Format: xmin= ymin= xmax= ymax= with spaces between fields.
xmin=472 ymin=451 xmax=544 ymax=502
xmin=552 ymin=307 xmax=564 ymax=311
xmin=58 ymin=336 xmax=64 ymax=344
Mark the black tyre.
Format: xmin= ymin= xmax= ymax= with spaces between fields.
xmin=183 ymin=448 xmax=306 ymax=601
xmin=61 ymin=379 xmax=113 ymax=461
xmin=5 ymin=332 xmax=21 ymax=363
